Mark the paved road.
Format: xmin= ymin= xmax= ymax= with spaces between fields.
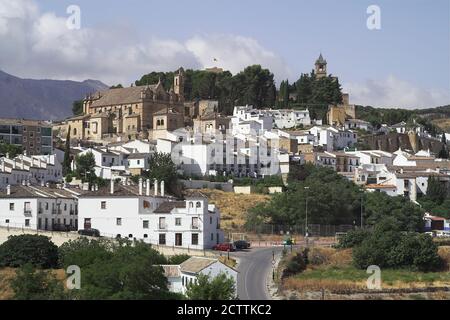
xmin=232 ymin=246 xmax=285 ymax=300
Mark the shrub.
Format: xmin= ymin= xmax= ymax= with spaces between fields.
xmin=282 ymin=248 xmax=309 ymax=278
xmin=11 ymin=264 xmax=68 ymax=300
xmin=353 ymin=230 xmax=442 ymax=272
xmin=167 ymin=254 xmax=190 ymax=265
xmin=0 ymin=235 xmax=58 ymax=268
xmin=337 ymin=229 xmax=371 ymax=248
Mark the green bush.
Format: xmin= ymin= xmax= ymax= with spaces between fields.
xmin=337 ymin=229 xmax=371 ymax=248
xmin=167 ymin=254 xmax=191 ymax=265
xmin=0 ymin=235 xmax=59 ymax=268
xmin=352 ymin=226 xmax=442 ymax=272
xmin=282 ymin=248 xmax=309 ymax=278
xmin=11 ymin=264 xmax=68 ymax=300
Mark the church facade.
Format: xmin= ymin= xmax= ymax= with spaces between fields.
xmin=64 ymin=68 xmax=186 ymax=142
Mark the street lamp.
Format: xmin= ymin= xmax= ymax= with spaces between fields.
xmin=304 ymin=186 xmax=310 ymax=238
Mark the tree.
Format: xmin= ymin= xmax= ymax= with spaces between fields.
xmin=62 ymin=126 xmax=72 ymax=176
xmin=352 ymin=219 xmax=442 ymax=271
xmin=439 ymin=133 xmax=449 ymax=159
xmin=72 ymin=100 xmax=83 ymax=116
xmin=11 ymin=264 xmax=68 ymax=300
xmin=425 ymin=175 xmax=447 ymax=204
xmin=185 ymin=273 xmax=236 ymax=300
xmin=144 ymin=152 xmax=179 ymax=195
xmin=73 ymin=241 xmax=178 ymax=300
xmin=0 ymin=235 xmax=59 ymax=268
xmin=110 ymin=84 xmax=123 ymax=89
xmin=74 ymin=152 xmax=97 ymax=186
xmin=0 ymin=142 xmax=22 ymax=158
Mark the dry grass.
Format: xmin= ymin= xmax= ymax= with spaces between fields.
xmin=218 ymin=256 xmax=237 ymax=269
xmin=432 ymin=118 xmax=450 ymax=132
xmin=0 ymin=268 xmax=16 ymax=300
xmin=280 ymin=247 xmax=450 ymax=298
xmin=438 ymin=246 xmax=450 ymax=270
xmin=190 ymin=189 xmax=270 ymax=230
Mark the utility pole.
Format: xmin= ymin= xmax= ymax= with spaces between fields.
xmin=304 ymin=186 xmax=310 ymax=238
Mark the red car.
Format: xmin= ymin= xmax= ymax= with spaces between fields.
xmin=213 ymin=242 xmax=236 ymax=252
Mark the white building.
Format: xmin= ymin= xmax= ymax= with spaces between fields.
xmin=77 ymin=180 xmax=224 ymax=249
xmin=264 ymin=108 xmax=311 ymax=129
xmin=162 ymin=257 xmax=238 ymax=295
xmin=0 ymin=184 xmax=79 ymax=231
xmin=231 ymin=105 xmax=272 ymax=135
xmin=0 ymin=154 xmax=62 ymax=188
xmin=344 ymin=119 xmax=372 ymax=132
xmin=309 ymin=126 xmax=357 ymax=151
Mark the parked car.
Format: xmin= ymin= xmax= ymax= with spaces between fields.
xmin=233 ymin=240 xmax=251 ymax=250
xmin=78 ymin=228 xmax=101 ymax=237
xmin=213 ymin=242 xmax=236 ymax=252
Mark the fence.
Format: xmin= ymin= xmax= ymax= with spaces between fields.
xmin=230 ymin=224 xmax=354 ymax=238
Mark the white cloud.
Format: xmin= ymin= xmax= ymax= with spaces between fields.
xmin=185 ymin=34 xmax=290 ymax=82
xmin=343 ymin=75 xmax=450 ymax=109
xmin=0 ymin=0 xmax=289 ymax=85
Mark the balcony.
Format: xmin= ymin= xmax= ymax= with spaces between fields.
xmin=23 ymin=209 xmax=32 ymax=217
xmin=190 ymin=224 xmax=200 ymax=230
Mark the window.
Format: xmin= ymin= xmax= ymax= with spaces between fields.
xmin=211 ymin=233 xmax=214 ymax=241
xmin=9 ymin=203 xmax=14 ymax=211
xmin=159 ymin=217 xmax=166 ymax=229
xmin=196 ymin=201 xmax=201 ymax=208
xmin=175 ymin=218 xmax=181 ymax=226
xmin=64 ymin=203 xmax=67 ymax=211
xmin=143 ymin=220 xmax=149 ymax=229
xmin=116 ymin=218 xmax=122 ymax=226
xmin=101 ymin=201 xmax=106 ymax=209
xmin=192 ymin=217 xmax=199 ymax=229
xmin=5 ymin=219 xmax=9 ymax=224
xmin=25 ymin=219 xmax=30 ymax=227
xmin=192 ymin=233 xmax=199 ymax=245
xmin=159 ymin=233 xmax=166 ymax=245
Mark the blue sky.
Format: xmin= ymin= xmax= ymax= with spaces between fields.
xmin=1 ymin=0 xmax=449 ymax=108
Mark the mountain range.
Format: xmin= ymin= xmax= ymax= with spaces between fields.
xmin=0 ymin=70 xmax=108 ymax=121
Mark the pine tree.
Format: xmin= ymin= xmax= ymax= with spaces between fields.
xmin=439 ymin=133 xmax=449 ymax=159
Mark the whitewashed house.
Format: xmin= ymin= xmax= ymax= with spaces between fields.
xmin=77 ymin=180 xmax=224 ymax=249
xmin=0 ymin=154 xmax=62 ymax=188
xmin=264 ymin=109 xmax=311 ymax=129
xmin=0 ymin=184 xmax=79 ymax=230
xmin=162 ymin=257 xmax=238 ymax=295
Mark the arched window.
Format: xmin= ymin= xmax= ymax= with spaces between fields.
xmin=196 ymin=201 xmax=201 ymax=208
xmin=189 ymin=202 xmax=194 ymax=208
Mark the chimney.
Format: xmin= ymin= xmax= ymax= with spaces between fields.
xmin=13 ymin=159 xmax=16 ymax=169
xmin=138 ymin=178 xmax=143 ymax=195
xmin=5 ymin=152 xmax=9 ymax=159
xmin=146 ymin=179 xmax=150 ymax=196
xmin=154 ymin=179 xmax=158 ymax=196
xmin=160 ymin=180 xmax=165 ymax=197
xmin=110 ymin=179 xmax=114 ymax=194
xmin=41 ymin=180 xmax=45 ymax=187
xmin=6 ymin=185 xmax=10 ymax=195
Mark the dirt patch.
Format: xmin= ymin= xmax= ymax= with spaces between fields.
xmin=188 ymin=189 xmax=270 ymax=230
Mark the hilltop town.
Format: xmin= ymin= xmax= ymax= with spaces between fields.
xmin=0 ymin=54 xmax=450 ymax=301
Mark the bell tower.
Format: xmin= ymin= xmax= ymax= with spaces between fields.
xmin=315 ymin=53 xmax=327 ymax=79
xmin=174 ymin=67 xmax=185 ymax=100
